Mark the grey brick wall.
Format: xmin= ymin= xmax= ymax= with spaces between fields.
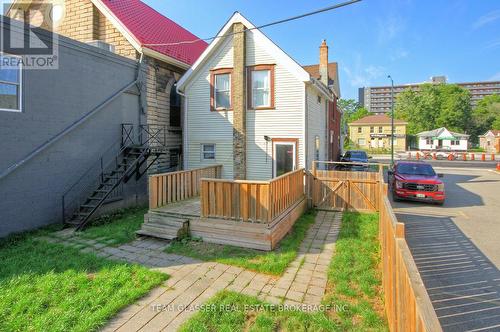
xmin=0 ymin=18 xmax=147 ymax=237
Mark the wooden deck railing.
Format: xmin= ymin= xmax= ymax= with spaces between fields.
xmin=379 ymin=183 xmax=442 ymax=332
xmin=149 ymin=165 xmax=222 ymax=209
xmin=200 ymin=168 xmax=305 ymax=223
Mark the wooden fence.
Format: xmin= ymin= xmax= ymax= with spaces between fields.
xmin=379 ymin=184 xmax=442 ymax=332
xmin=200 ymin=168 xmax=305 ymax=223
xmin=311 ymin=161 xmax=383 ymax=212
xmin=311 ymin=161 xmax=441 ymax=331
xmin=149 ymin=165 xmax=222 ymax=209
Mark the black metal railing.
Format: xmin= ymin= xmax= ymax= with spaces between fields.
xmin=61 ymin=123 xmax=169 ymax=224
xmin=61 ymin=136 xmax=127 ymax=223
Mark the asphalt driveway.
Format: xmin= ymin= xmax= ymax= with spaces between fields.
xmin=391 ymin=168 xmax=500 ymax=331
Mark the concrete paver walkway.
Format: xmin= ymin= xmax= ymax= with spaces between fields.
xmin=43 ymin=211 xmax=341 ymax=331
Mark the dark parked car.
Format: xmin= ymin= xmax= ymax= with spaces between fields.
xmin=339 ymin=150 xmax=371 ymax=171
xmin=389 ymin=161 xmax=445 ymax=205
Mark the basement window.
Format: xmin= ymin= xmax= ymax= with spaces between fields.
xmin=201 ymin=144 xmax=216 ymax=160
xmin=0 ymin=53 xmax=22 ymax=112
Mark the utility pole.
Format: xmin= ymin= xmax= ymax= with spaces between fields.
xmin=388 ymin=75 xmax=395 ymax=165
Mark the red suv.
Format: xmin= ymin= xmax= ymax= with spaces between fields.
xmin=389 ymin=161 xmax=445 ymax=205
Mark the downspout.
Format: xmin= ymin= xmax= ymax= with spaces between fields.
xmin=136 ymin=52 xmax=146 ymax=141
xmin=177 ymin=89 xmax=188 ymax=170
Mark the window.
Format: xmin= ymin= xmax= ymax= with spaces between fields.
xmin=317 ymin=95 xmax=322 ymax=104
xmin=370 ymin=127 xmax=374 ymax=133
xmin=169 ymin=83 xmax=181 ymax=127
xmin=248 ymin=64 xmax=275 ymax=109
xmin=210 ymin=68 xmax=232 ymax=111
xmin=426 ymin=138 xmax=432 ymax=145
xmin=379 ymin=126 xmax=383 ymax=133
xmin=0 ymin=53 xmax=22 ymax=112
xmin=357 ymin=127 xmax=362 ymax=133
xmin=451 ymin=140 xmax=460 ymax=145
xmin=315 ymin=136 xmax=320 ymax=161
xmin=358 ymin=138 xmax=366 ymax=146
xmin=201 ymin=144 xmax=215 ymax=160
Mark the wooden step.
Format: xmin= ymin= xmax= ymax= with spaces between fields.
xmin=136 ymin=223 xmax=185 ymax=240
xmin=144 ymin=213 xmax=188 ymax=227
xmin=137 ymin=215 xmax=189 ymax=240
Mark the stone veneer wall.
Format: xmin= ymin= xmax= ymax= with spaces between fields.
xmin=232 ymin=22 xmax=247 ymax=180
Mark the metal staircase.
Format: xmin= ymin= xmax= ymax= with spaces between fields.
xmin=62 ymin=124 xmax=169 ymax=231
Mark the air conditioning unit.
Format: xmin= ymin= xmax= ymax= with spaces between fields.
xmin=86 ymin=40 xmax=115 ymax=53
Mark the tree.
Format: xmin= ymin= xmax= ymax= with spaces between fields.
xmin=472 ymin=94 xmax=500 ymax=135
xmin=339 ymin=98 xmax=368 ymax=128
xmin=394 ymin=83 xmax=472 ymax=135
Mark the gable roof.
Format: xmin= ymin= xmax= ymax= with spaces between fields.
xmin=480 ymin=129 xmax=500 ymax=137
xmin=177 ymin=12 xmax=313 ymax=92
xmin=417 ymin=127 xmax=469 ymax=138
xmin=349 ymin=114 xmax=407 ymax=125
xmin=97 ymin=0 xmax=207 ymax=67
xmin=302 ymin=62 xmax=340 ymax=97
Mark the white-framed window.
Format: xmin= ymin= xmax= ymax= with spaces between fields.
xmin=0 ymin=53 xmax=22 ymax=112
xmin=201 ymin=143 xmax=216 ymax=160
xmin=358 ymin=138 xmax=366 ymax=146
xmin=214 ymin=73 xmax=231 ymax=110
xmin=378 ymin=126 xmax=383 ymax=133
xmin=357 ymin=127 xmax=362 ymax=133
xmin=426 ymin=138 xmax=432 ymax=145
xmin=251 ymin=69 xmax=271 ymax=108
xmin=315 ymin=135 xmax=320 ymax=161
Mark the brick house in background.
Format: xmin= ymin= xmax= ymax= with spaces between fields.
xmin=8 ymin=0 xmax=207 ymax=172
xmin=479 ymin=130 xmax=500 ymax=153
xmin=177 ymin=13 xmax=342 ymax=180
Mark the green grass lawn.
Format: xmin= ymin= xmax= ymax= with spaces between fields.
xmin=77 ymin=206 xmax=147 ymax=246
xmin=165 ymin=210 xmax=317 ymax=275
xmin=0 ymin=231 xmax=166 ymax=332
xmin=178 ymin=212 xmax=387 ymax=331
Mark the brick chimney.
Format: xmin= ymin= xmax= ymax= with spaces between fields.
xmin=232 ymin=22 xmax=247 ymax=180
xmin=319 ymin=39 xmax=329 ymax=86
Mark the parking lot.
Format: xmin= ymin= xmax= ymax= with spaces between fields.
xmin=391 ymin=167 xmax=500 ymax=331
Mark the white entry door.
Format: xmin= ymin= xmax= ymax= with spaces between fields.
xmin=273 ymin=141 xmax=296 ymax=177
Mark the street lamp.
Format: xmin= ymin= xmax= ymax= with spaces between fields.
xmin=387 ymin=75 xmax=395 ymax=165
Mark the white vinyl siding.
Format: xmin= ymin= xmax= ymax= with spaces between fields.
xmin=306 ymin=85 xmax=328 ymax=170
xmin=245 ymin=29 xmax=305 ymax=180
xmin=184 ymin=35 xmax=235 ymax=179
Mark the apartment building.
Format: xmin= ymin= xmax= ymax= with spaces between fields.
xmin=359 ymin=77 xmax=500 ymax=114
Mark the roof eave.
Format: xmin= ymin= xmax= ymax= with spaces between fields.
xmin=142 ymin=47 xmax=190 ymax=70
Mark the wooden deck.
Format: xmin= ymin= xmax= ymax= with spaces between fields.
xmin=154 ymin=197 xmax=201 ymax=218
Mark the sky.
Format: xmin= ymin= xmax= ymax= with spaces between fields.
xmin=143 ymin=0 xmax=500 ymax=101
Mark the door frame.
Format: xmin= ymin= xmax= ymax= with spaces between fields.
xmin=272 ymin=138 xmax=298 ymax=178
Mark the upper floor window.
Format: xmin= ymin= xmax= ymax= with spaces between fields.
xmin=169 ymin=83 xmax=181 ymax=127
xmin=210 ymin=68 xmax=232 ymax=111
xmin=357 ymin=127 xmax=362 ymax=133
xmin=370 ymin=126 xmax=374 ymax=133
xmin=0 ymin=53 xmax=22 ymax=112
xmin=248 ymin=64 xmax=275 ymax=109
xmin=378 ymin=126 xmax=383 ymax=133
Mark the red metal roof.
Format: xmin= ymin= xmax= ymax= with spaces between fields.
xmin=101 ymin=0 xmax=207 ymax=65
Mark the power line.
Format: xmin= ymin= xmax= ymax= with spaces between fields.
xmin=143 ymin=0 xmax=362 ymax=47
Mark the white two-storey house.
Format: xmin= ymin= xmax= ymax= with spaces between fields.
xmin=177 ymin=12 xmax=341 ymax=180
